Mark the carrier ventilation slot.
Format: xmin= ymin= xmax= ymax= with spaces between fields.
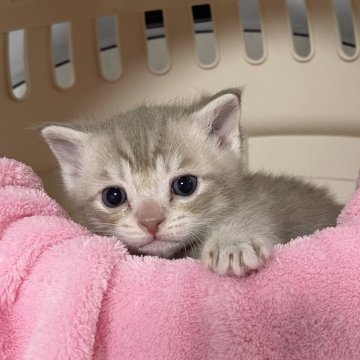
xmin=332 ymin=0 xmax=358 ymax=59
xmin=191 ymin=4 xmax=218 ymax=67
xmin=8 ymin=29 xmax=28 ymax=99
xmin=145 ymin=10 xmax=170 ymax=73
xmin=51 ymin=23 xmax=74 ymax=89
xmin=97 ymin=16 xmax=122 ymax=80
xmin=287 ymin=0 xmax=312 ymax=59
xmin=238 ymin=0 xmax=265 ymax=62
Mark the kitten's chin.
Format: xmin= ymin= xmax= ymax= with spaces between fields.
xmin=135 ymin=239 xmax=184 ymax=258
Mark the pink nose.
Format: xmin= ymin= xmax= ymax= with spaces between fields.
xmin=136 ymin=200 xmax=166 ymax=235
xmin=138 ymin=218 xmax=164 ymax=235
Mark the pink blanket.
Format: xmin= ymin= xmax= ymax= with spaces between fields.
xmin=1 ymin=158 xmax=360 ymax=360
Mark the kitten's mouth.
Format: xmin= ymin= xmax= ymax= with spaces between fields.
xmin=136 ymin=237 xmax=182 ymax=257
xmin=138 ymin=237 xmax=170 ymax=249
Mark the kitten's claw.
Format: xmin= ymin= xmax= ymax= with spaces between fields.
xmin=201 ymin=237 xmax=272 ymax=276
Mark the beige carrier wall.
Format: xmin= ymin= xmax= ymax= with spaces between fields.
xmin=0 ymin=0 xmax=359 ymax=210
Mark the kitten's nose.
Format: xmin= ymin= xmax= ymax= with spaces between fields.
xmin=136 ymin=200 xmax=166 ymax=235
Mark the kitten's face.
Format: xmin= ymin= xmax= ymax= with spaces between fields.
xmin=41 ymin=89 xmax=243 ymax=258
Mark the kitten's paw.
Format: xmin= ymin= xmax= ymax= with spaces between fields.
xmin=201 ymin=237 xmax=272 ymax=276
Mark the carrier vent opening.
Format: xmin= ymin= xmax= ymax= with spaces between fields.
xmin=191 ymin=4 xmax=218 ymax=67
xmin=287 ymin=0 xmax=312 ymax=59
xmin=238 ymin=0 xmax=265 ymax=62
xmin=332 ymin=0 xmax=358 ymax=59
xmin=97 ymin=16 xmax=122 ymax=80
xmin=8 ymin=29 xmax=27 ymax=99
xmin=51 ymin=22 xmax=74 ymax=89
xmin=145 ymin=10 xmax=170 ymax=74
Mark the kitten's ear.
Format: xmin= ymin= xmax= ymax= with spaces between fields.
xmin=41 ymin=125 xmax=88 ymax=177
xmin=193 ymin=89 xmax=242 ymax=155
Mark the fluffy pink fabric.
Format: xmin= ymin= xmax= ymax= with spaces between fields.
xmin=1 ymin=158 xmax=360 ymax=360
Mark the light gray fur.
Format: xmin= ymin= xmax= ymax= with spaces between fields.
xmin=40 ymin=88 xmax=341 ymax=276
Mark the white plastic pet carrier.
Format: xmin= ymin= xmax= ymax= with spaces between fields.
xmin=0 ymin=0 xmax=359 ymax=211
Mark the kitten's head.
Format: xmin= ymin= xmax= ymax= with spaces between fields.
xmin=41 ymin=89 xmax=245 ymax=258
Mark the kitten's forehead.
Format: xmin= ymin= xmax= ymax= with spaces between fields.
xmin=96 ymin=113 xmax=195 ymax=172
xmin=105 ymin=152 xmax=182 ymax=185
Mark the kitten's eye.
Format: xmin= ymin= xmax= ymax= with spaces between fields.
xmin=102 ymin=187 xmax=127 ymax=208
xmin=172 ymin=176 xmax=197 ymax=196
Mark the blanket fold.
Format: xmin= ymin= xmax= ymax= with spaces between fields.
xmin=1 ymin=158 xmax=360 ymax=360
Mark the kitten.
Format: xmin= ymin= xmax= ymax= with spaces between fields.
xmin=40 ymin=88 xmax=341 ymax=276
